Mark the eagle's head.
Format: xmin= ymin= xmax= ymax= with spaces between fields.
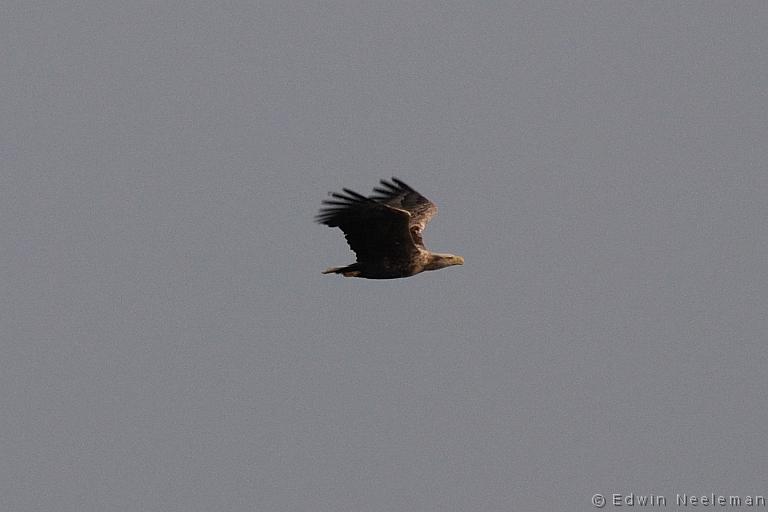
xmin=424 ymin=253 xmax=464 ymax=272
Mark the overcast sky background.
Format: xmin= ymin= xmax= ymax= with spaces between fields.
xmin=2 ymin=2 xmax=767 ymax=511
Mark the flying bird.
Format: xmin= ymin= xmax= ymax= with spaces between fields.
xmin=316 ymin=178 xmax=464 ymax=279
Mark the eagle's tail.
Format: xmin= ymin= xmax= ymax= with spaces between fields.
xmin=322 ymin=264 xmax=361 ymax=277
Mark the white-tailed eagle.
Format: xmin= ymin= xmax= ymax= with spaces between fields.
xmin=316 ymin=178 xmax=464 ymax=279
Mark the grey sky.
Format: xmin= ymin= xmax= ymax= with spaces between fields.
xmin=2 ymin=1 xmax=767 ymax=511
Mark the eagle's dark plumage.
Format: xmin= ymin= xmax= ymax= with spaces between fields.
xmin=316 ymin=178 xmax=464 ymax=279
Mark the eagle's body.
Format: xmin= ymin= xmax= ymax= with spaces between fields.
xmin=316 ymin=178 xmax=464 ymax=279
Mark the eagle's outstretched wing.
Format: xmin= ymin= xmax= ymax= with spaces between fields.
xmin=315 ymin=187 xmax=417 ymax=263
xmin=368 ymin=178 xmax=437 ymax=248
